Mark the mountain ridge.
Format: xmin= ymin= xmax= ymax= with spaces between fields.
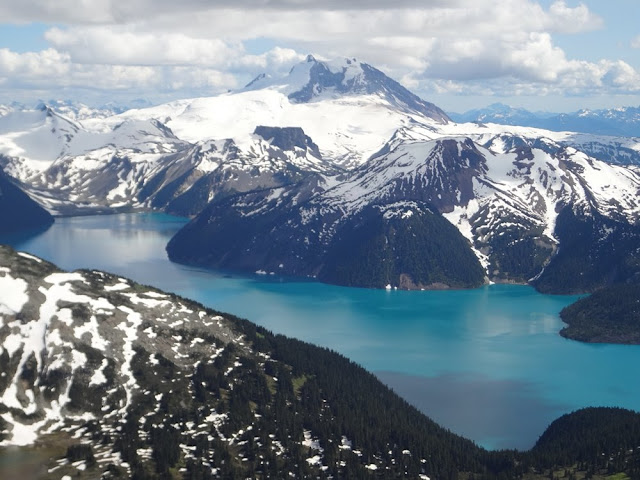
xmin=1 ymin=57 xmax=640 ymax=292
xmin=244 ymin=55 xmax=450 ymax=123
xmin=450 ymin=102 xmax=640 ymax=139
xmin=167 ymin=130 xmax=640 ymax=293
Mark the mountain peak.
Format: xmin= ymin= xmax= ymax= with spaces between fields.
xmin=244 ymin=56 xmax=449 ymax=123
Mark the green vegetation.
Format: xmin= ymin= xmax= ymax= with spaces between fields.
xmin=559 ymin=284 xmax=640 ymax=343
xmin=533 ymin=207 xmax=640 ymax=294
xmin=485 ymin=229 xmax=555 ymax=284
xmin=2 ymin=246 xmax=640 ymax=479
xmin=526 ymin=407 xmax=640 ymax=479
xmin=320 ymin=205 xmax=486 ymax=289
xmin=167 ymin=192 xmax=486 ymax=290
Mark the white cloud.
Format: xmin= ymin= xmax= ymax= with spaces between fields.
xmin=0 ymin=47 xmax=236 ymax=94
xmin=547 ymin=1 xmax=602 ymax=33
xmin=1 ymin=0 xmax=636 ymax=106
xmin=138 ymin=2 xmax=600 ymax=42
xmin=0 ymin=1 xmax=458 ymax=24
xmin=0 ymin=48 xmax=71 ymax=78
xmin=418 ymin=58 xmax=640 ymax=99
xmin=45 ymin=27 xmax=241 ymax=66
xmin=600 ymin=60 xmax=640 ymax=89
xmin=631 ymin=35 xmax=640 ymax=49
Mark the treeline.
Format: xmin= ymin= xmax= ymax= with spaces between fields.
xmin=233 ymin=314 xmax=640 ymax=479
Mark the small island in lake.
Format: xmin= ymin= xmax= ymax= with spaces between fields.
xmin=559 ymin=284 xmax=640 ymax=344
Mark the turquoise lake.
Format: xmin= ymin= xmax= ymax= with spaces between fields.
xmin=2 ymin=212 xmax=639 ymax=451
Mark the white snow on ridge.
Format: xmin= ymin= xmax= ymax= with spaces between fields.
xmin=17 ymin=252 xmax=42 ymax=263
xmin=0 ymin=273 xmax=29 ymax=313
xmin=0 ymin=270 xmax=96 ymax=422
xmin=118 ymin=89 xmax=430 ymax=169
xmin=0 ymin=107 xmax=187 ymax=177
xmin=116 ymin=305 xmax=143 ymax=412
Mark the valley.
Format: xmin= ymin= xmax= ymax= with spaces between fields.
xmin=1 ymin=54 xmax=640 ymax=478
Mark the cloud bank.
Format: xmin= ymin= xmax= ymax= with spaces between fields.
xmin=0 ymin=0 xmax=638 ymax=107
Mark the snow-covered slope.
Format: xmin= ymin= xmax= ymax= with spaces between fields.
xmin=145 ymin=129 xmax=337 ymax=216
xmin=0 ymin=245 xmax=485 ymax=478
xmin=0 ymin=57 xmax=451 ymax=213
xmin=115 ymin=89 xmax=437 ymax=170
xmin=0 ymin=105 xmax=82 ymax=167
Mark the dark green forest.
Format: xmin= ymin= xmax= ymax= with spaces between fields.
xmin=320 ymin=204 xmax=486 ymax=289
xmin=533 ymin=207 xmax=640 ymax=294
xmin=560 ymin=283 xmax=640 ymax=343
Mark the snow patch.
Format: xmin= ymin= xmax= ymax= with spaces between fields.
xmin=0 ymin=274 xmax=29 ymax=313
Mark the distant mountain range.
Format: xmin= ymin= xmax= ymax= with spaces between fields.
xmin=1 ymin=56 xmax=640 ymax=293
xmin=449 ymin=103 xmax=640 ymax=138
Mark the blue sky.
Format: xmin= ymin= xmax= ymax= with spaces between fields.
xmin=0 ymin=0 xmax=638 ymax=113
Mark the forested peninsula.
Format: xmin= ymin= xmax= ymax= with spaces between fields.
xmin=560 ymin=284 xmax=640 ymax=344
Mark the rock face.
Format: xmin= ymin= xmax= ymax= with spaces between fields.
xmin=254 ymin=125 xmax=322 ymax=158
xmin=0 ymin=168 xmax=53 ymax=235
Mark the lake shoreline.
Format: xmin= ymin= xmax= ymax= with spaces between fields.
xmin=1 ymin=212 xmax=638 ymax=450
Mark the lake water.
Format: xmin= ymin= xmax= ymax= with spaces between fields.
xmin=2 ymin=213 xmax=639 ymax=451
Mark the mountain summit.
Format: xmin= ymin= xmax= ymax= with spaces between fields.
xmin=245 ymin=55 xmax=450 ymax=123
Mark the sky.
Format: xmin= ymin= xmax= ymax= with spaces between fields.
xmin=0 ymin=0 xmax=638 ymax=113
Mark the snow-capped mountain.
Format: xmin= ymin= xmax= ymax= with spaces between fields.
xmin=115 ymin=56 xmax=449 ymax=170
xmin=0 ymin=245 xmax=489 ymax=478
xmin=2 ymin=56 xmax=639 ymax=218
xmin=0 ymin=56 xmax=452 ymax=214
xmin=245 ymin=54 xmax=450 ymax=123
xmin=0 ymin=105 xmax=333 ymax=215
xmin=144 ymin=128 xmax=337 ymax=217
xmin=1 ymin=56 xmax=640 ymax=292
xmin=168 ymin=127 xmax=640 ymax=293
